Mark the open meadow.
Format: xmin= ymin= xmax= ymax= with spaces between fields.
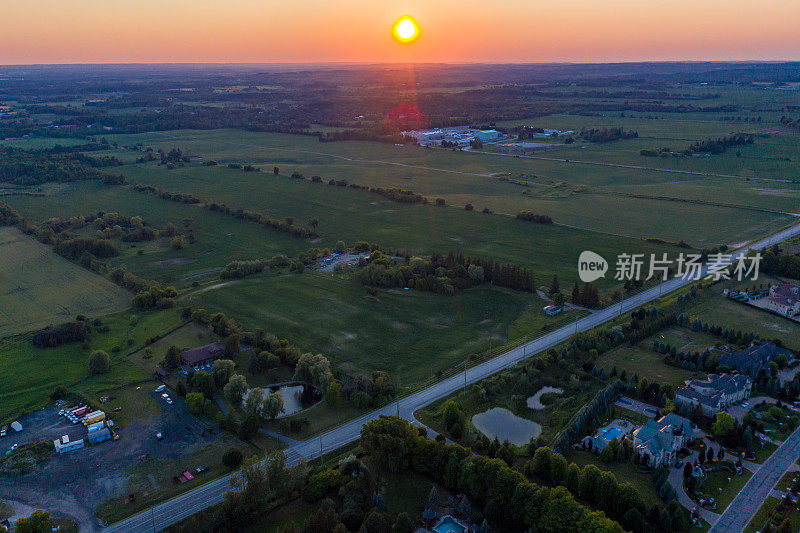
xmin=0 ymin=227 xmax=131 ymax=338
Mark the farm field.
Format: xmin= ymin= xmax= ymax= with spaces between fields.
xmin=0 ymin=227 xmax=132 ymax=338
xmin=184 ymin=271 xmax=536 ymax=384
xmin=3 ymin=182 xmax=312 ymax=285
xmin=2 ymin=171 xmax=683 ymax=294
xmin=98 ymin=128 xmax=796 ymax=245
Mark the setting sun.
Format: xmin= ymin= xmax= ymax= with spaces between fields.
xmin=392 ymin=15 xmax=419 ymax=44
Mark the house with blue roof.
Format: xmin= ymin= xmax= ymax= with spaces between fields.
xmin=632 ymin=413 xmax=697 ymax=467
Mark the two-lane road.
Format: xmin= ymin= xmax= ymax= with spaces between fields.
xmin=711 ymin=424 xmax=800 ymax=532
xmin=106 ymin=222 xmax=800 ymax=533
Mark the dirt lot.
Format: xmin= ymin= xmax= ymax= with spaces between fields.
xmin=0 ymin=389 xmax=232 ymax=532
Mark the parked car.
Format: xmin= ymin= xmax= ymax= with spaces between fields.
xmin=741 ymin=402 xmax=749 ymax=407
xmin=0 ymin=426 xmax=6 ymax=437
xmin=156 ymin=432 xmax=163 ymax=440
xmin=194 ymin=466 xmax=209 ymax=474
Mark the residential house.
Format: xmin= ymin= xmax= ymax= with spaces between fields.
xmin=763 ymin=283 xmax=800 ymax=317
xmin=718 ymin=341 xmax=795 ymax=378
xmin=632 ymin=413 xmax=697 ymax=467
xmin=675 ymin=373 xmax=752 ymax=417
xmin=180 ymin=341 xmax=225 ymax=367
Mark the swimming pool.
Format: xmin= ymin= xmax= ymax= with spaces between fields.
xmin=433 ymin=516 xmax=467 ymax=533
xmin=602 ymin=427 xmax=623 ymax=441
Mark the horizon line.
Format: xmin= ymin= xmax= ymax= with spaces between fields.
xmin=2 ymin=59 xmax=800 ymax=68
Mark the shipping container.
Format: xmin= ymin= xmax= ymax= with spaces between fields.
xmin=87 ymin=422 xmax=105 ymax=433
xmin=83 ymin=412 xmax=105 ymax=425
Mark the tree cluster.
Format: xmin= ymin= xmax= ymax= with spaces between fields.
xmin=578 ymin=127 xmax=638 ymax=143
xmin=516 ymin=211 xmax=554 ymax=224
xmin=357 ymin=250 xmax=536 ymax=294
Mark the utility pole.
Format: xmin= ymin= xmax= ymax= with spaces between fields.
xmin=464 ymin=360 xmax=467 ymax=393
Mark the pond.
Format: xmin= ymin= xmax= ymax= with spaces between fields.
xmin=471 ymin=407 xmax=542 ymax=446
xmin=266 ymin=383 xmax=321 ymax=418
xmin=526 ymin=386 xmax=564 ymax=410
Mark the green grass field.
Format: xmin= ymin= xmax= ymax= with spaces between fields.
xmin=0 ymin=227 xmax=132 ymax=338
xmin=598 ymin=342 xmax=704 ymax=388
xmin=695 ymin=469 xmax=752 ymax=512
xmin=184 ymin=271 xmax=536 ymax=384
xmin=97 ymin=127 xmax=796 ymax=245
xmin=0 ymin=308 xmax=183 ymax=425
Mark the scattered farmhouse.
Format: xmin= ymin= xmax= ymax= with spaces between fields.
xmin=674 ymin=373 xmax=752 ymax=416
xmin=763 ymin=283 xmax=800 ymax=317
xmin=632 ymin=413 xmax=697 ymax=467
xmin=180 ymin=341 xmax=225 ymax=367
xmin=718 ymin=341 xmax=795 ymax=378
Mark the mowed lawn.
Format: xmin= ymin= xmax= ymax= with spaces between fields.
xmin=185 ymin=272 xmax=536 ymax=384
xmin=598 ymin=342 xmax=704 ymax=388
xmin=0 ymin=227 xmax=131 ymax=337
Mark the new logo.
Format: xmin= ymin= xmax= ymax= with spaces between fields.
xmin=578 ymin=251 xmax=608 ymax=283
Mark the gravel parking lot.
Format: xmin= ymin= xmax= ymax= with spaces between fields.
xmin=0 ymin=388 xmax=222 ymax=532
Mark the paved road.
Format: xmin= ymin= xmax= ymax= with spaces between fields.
xmin=711 ymin=424 xmax=800 ymax=532
xmin=105 ymin=222 xmax=800 ymax=532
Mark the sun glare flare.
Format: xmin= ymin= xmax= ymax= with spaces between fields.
xmin=392 ymin=15 xmax=419 ymax=43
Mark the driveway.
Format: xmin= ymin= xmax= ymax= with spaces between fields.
xmin=711 ymin=424 xmax=800 ymax=532
xmin=667 ymin=449 xmax=721 ymax=525
xmin=727 ymin=396 xmax=778 ymax=423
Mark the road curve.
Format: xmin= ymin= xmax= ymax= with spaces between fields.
xmin=105 ymin=222 xmax=800 ymax=533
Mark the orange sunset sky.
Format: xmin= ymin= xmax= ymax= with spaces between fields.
xmin=3 ymin=0 xmax=800 ymax=64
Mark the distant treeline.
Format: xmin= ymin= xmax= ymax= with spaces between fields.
xmin=640 ymin=133 xmax=754 ymax=157
xmin=301 ymin=172 xmax=428 ymax=204
xmin=516 ymin=211 xmax=554 ymax=224
xmin=578 ymin=127 xmax=638 ymax=143
xmin=130 ymin=183 xmax=317 ymax=239
xmin=687 ymin=134 xmax=754 ymax=154
xmin=0 ymin=145 xmax=125 ymax=187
